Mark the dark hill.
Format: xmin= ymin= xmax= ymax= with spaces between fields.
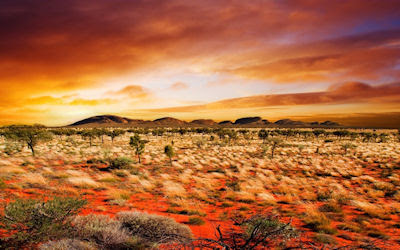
xmin=320 ymin=120 xmax=340 ymax=126
xmin=190 ymin=119 xmax=217 ymax=126
xmin=219 ymin=120 xmax=233 ymax=125
xmin=153 ymin=117 xmax=187 ymax=126
xmin=274 ymin=119 xmax=306 ymax=126
xmin=70 ymin=115 xmax=135 ymax=126
xmin=234 ymin=117 xmax=270 ymax=125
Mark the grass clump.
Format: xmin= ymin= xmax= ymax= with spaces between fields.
xmin=319 ymin=201 xmax=342 ymax=213
xmin=366 ymin=228 xmax=390 ymax=240
xmin=188 ymin=216 xmax=206 ymax=225
xmin=303 ymin=207 xmax=337 ymax=235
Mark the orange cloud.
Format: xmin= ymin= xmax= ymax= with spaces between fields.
xmin=107 ymin=85 xmax=151 ymax=99
xmin=1 ymin=0 xmax=399 ymax=97
xmin=228 ymin=30 xmax=400 ymax=82
xmin=149 ymin=82 xmax=400 ymax=111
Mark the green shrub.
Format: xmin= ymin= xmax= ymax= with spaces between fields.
xmin=108 ymin=157 xmax=133 ymax=169
xmin=0 ymin=197 xmax=87 ymax=248
xmin=164 ymin=145 xmax=174 ymax=165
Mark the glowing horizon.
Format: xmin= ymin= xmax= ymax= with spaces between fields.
xmin=1 ymin=0 xmax=400 ymax=127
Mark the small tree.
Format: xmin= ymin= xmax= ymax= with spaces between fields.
xmin=164 ymin=145 xmax=174 ymax=166
xmin=258 ymin=129 xmax=268 ymax=143
xmin=129 ymin=134 xmax=147 ymax=163
xmin=333 ymin=130 xmax=350 ymax=140
xmin=107 ymin=129 xmax=125 ymax=144
xmin=3 ymin=125 xmax=52 ymax=156
xmin=80 ymin=129 xmax=96 ymax=147
xmin=267 ymin=138 xmax=282 ymax=159
xmin=227 ymin=130 xmax=237 ymax=142
xmin=312 ymin=129 xmax=325 ymax=139
xmin=93 ymin=128 xmax=108 ymax=144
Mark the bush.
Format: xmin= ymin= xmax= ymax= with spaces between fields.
xmin=72 ymin=214 xmax=132 ymax=249
xmin=40 ymin=239 xmax=97 ymax=250
xmin=108 ymin=157 xmax=133 ymax=169
xmin=0 ymin=197 xmax=87 ymax=248
xmin=116 ymin=211 xmax=192 ymax=245
xmin=194 ymin=215 xmax=298 ymax=249
xmin=243 ymin=216 xmax=298 ymax=242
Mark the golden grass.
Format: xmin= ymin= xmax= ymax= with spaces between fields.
xmin=68 ymin=176 xmax=100 ymax=188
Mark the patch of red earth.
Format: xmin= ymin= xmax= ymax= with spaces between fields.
xmin=1 ymin=159 xmax=400 ymax=248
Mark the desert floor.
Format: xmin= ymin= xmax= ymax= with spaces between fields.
xmin=1 ymin=129 xmax=399 ymax=248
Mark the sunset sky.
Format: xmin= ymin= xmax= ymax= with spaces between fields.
xmin=1 ymin=0 xmax=400 ymax=127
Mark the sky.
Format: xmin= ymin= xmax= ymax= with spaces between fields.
xmin=1 ymin=0 xmax=400 ymax=127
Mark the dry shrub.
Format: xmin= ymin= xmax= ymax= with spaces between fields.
xmin=40 ymin=239 xmax=97 ymax=250
xmin=116 ymin=211 xmax=192 ymax=245
xmin=72 ymin=214 xmax=131 ymax=249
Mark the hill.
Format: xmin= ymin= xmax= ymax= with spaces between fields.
xmin=68 ymin=115 xmax=341 ymax=128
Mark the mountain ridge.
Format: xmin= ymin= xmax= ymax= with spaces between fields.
xmin=68 ymin=115 xmax=341 ymax=128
